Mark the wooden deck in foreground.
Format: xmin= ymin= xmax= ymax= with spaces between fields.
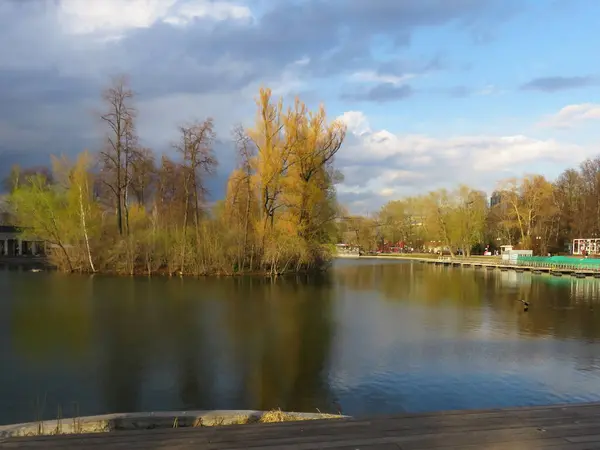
xmin=4 ymin=403 xmax=600 ymax=449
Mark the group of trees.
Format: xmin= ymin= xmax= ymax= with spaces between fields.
xmin=6 ymin=77 xmax=347 ymax=275
xmin=337 ymin=185 xmax=489 ymax=257
xmin=338 ymin=158 xmax=600 ymax=257
xmin=6 ymin=75 xmax=600 ymax=268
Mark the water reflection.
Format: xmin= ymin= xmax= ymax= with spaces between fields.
xmin=333 ymin=260 xmax=600 ymax=341
xmin=329 ymin=260 xmax=600 ymax=414
xmin=3 ymin=260 xmax=600 ymax=424
xmin=1 ymin=274 xmax=336 ymax=425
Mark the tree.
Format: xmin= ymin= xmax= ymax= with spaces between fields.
xmin=175 ymin=119 xmax=217 ymax=231
xmin=284 ymin=102 xmax=346 ymax=240
xmin=422 ymin=189 xmax=457 ymax=256
xmin=7 ymin=84 xmax=344 ymax=276
xmin=130 ymin=147 xmax=156 ymax=206
xmin=378 ymin=198 xmax=424 ymax=248
xmin=52 ymin=152 xmax=99 ymax=272
xmin=341 ymin=215 xmax=378 ymax=252
xmin=247 ymin=88 xmax=292 ymax=244
xmin=454 ymin=186 xmax=487 ymax=257
xmin=9 ymin=174 xmax=74 ymax=271
xmin=578 ymin=157 xmax=600 ymax=236
xmin=223 ymin=125 xmax=259 ymax=270
xmin=496 ymin=175 xmax=556 ymax=251
xmin=70 ymin=152 xmax=98 ymax=272
xmin=247 ymin=89 xmax=346 ymax=267
xmin=99 ymin=75 xmax=137 ymax=236
xmin=3 ymin=165 xmax=54 ymax=193
xmin=172 ymin=119 xmax=217 ymax=272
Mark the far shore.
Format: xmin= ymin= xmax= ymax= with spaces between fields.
xmin=336 ymin=253 xmax=501 ymax=261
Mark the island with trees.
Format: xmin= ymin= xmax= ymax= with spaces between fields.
xmin=4 ymin=77 xmax=346 ymax=276
xmin=4 ymin=77 xmax=600 ymax=275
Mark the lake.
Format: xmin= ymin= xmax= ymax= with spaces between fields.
xmin=2 ymin=258 xmax=600 ymax=426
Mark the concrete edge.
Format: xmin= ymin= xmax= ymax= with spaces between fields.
xmin=0 ymin=410 xmax=349 ymax=438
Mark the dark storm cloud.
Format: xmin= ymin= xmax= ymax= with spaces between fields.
xmin=0 ymin=68 xmax=96 ymax=106
xmin=0 ymin=0 xmax=523 ymax=195
xmin=520 ymin=75 xmax=599 ymax=92
xmin=0 ymin=0 xmax=523 ymax=100
xmin=113 ymin=0 xmax=521 ymax=97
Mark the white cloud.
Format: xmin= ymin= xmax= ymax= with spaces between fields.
xmin=379 ymin=188 xmax=395 ymax=197
xmin=57 ymin=0 xmax=177 ymax=35
xmin=335 ymin=110 xmax=590 ymax=212
xmin=57 ymin=0 xmax=251 ymax=38
xmin=266 ymin=57 xmax=313 ymax=96
xmin=164 ymin=0 xmax=252 ymax=26
xmin=338 ymin=111 xmax=372 ymax=136
xmin=538 ymin=103 xmax=600 ymax=129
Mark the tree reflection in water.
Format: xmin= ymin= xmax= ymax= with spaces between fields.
xmin=3 ymin=260 xmax=600 ymax=425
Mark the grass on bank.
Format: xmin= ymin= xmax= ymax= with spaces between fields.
xmin=3 ymin=407 xmax=344 ymax=438
xmin=191 ymin=408 xmax=342 ymax=428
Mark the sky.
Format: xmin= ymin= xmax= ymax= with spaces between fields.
xmin=0 ymin=0 xmax=599 ymax=213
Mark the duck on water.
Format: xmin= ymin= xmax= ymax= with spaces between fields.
xmin=518 ymin=299 xmax=529 ymax=312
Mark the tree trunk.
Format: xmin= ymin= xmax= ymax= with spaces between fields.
xmin=116 ymin=148 xmax=123 ymax=235
xmin=242 ymin=176 xmax=251 ymax=269
xmin=124 ymin=181 xmax=130 ymax=236
xmin=79 ymin=185 xmax=96 ymax=273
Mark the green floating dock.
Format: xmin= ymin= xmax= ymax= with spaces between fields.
xmin=516 ymin=256 xmax=600 ymax=271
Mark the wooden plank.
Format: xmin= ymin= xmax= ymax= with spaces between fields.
xmin=362 ymin=402 xmax=600 ymax=421
xmin=424 ymin=440 xmax=600 ymax=450
xmin=0 ymin=433 xmax=401 ymax=450
xmin=2 ymin=422 xmax=368 ymax=447
xmin=564 ymin=434 xmax=600 ymax=443
xmin=395 ymin=422 xmax=600 ymax=449
xmin=15 ymin=421 xmax=600 ymax=450
xmin=231 ymin=423 xmax=600 ymax=449
xmin=322 ymin=445 xmax=400 ymax=450
xmin=0 ymin=414 xmax=570 ymax=450
xmin=5 ymin=403 xmax=600 ymax=449
xmin=0 ymin=426 xmax=383 ymax=449
xmin=0 ymin=417 xmax=589 ymax=449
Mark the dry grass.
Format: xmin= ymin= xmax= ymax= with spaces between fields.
xmin=192 ymin=409 xmax=342 ymax=428
xmin=2 ymin=408 xmax=342 ymax=438
xmin=259 ymin=409 xmax=302 ymax=423
xmin=193 ymin=414 xmax=252 ymax=427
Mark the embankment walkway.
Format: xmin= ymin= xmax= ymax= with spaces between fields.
xmin=365 ymin=255 xmax=600 ymax=278
xmin=3 ymin=402 xmax=600 ymax=449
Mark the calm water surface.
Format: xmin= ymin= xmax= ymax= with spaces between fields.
xmin=2 ymin=259 xmax=600 ymax=425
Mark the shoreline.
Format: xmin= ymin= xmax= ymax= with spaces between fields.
xmin=380 ymin=254 xmax=600 ymax=278
xmin=0 ymin=257 xmax=333 ymax=278
xmin=0 ymin=410 xmax=346 ymax=438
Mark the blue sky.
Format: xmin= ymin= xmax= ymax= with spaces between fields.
xmin=0 ymin=0 xmax=599 ymax=212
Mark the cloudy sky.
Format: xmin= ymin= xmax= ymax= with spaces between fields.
xmin=0 ymin=0 xmax=599 ymax=212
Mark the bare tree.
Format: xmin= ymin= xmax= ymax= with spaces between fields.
xmin=174 ymin=119 xmax=217 ymax=231
xmin=99 ymin=75 xmax=137 ymax=236
xmin=232 ymin=125 xmax=256 ymax=261
xmin=130 ymin=147 xmax=156 ymax=206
